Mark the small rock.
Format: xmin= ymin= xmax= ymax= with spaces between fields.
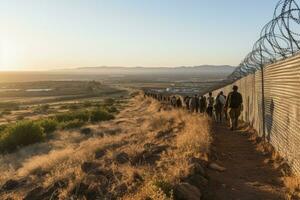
xmin=187 ymin=175 xmax=208 ymax=190
xmin=174 ymin=183 xmax=201 ymax=200
xmin=209 ymin=163 xmax=226 ymax=172
xmin=2 ymin=179 xmax=19 ymax=191
xmin=189 ymin=163 xmax=206 ymax=176
xmin=115 ymin=152 xmax=129 ymax=164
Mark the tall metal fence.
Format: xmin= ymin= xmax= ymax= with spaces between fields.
xmin=209 ymin=53 xmax=300 ymax=174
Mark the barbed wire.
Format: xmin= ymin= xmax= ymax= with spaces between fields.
xmin=228 ymin=0 xmax=300 ymax=80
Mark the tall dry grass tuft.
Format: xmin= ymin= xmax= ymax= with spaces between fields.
xmin=125 ymin=106 xmax=212 ymax=200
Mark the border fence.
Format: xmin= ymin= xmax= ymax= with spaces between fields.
xmin=211 ymin=0 xmax=300 ymax=174
xmin=208 ymin=52 xmax=300 ymax=174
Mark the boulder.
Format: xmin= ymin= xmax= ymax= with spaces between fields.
xmin=187 ymin=175 xmax=208 ymax=190
xmin=174 ymin=183 xmax=201 ymax=200
xmin=189 ymin=163 xmax=206 ymax=176
xmin=209 ymin=163 xmax=226 ymax=172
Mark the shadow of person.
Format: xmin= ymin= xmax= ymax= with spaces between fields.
xmin=265 ymin=99 xmax=274 ymax=142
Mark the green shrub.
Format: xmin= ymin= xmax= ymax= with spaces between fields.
xmin=0 ymin=121 xmax=45 ymax=153
xmin=104 ymin=98 xmax=115 ymax=106
xmin=107 ymin=106 xmax=118 ymax=113
xmin=90 ymin=109 xmax=114 ymax=122
xmin=60 ymin=119 xmax=85 ymax=130
xmin=80 ymin=127 xmax=92 ymax=135
xmin=55 ymin=111 xmax=90 ymax=122
xmin=0 ymin=102 xmax=19 ymax=110
xmin=38 ymin=119 xmax=58 ymax=134
xmin=0 ymin=124 xmax=7 ymax=133
xmin=16 ymin=115 xmax=25 ymax=120
xmin=152 ymin=180 xmax=173 ymax=198
xmin=73 ymin=111 xmax=90 ymax=122
xmin=68 ymin=104 xmax=79 ymax=110
xmin=34 ymin=104 xmax=50 ymax=113
xmin=83 ymin=101 xmax=92 ymax=107
xmin=2 ymin=110 xmax=12 ymax=115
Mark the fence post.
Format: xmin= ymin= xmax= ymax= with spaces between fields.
xmin=260 ymin=48 xmax=266 ymax=141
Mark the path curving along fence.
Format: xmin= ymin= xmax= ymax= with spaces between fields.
xmin=208 ymin=53 xmax=300 ymax=174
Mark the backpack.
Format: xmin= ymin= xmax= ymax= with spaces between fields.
xmin=229 ymin=92 xmax=242 ymax=108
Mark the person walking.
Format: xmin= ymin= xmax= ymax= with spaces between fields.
xmin=199 ymin=96 xmax=207 ymax=113
xmin=206 ymin=92 xmax=214 ymax=117
xmin=225 ymin=85 xmax=243 ymax=130
xmin=184 ymin=96 xmax=190 ymax=110
xmin=176 ymin=97 xmax=182 ymax=108
xmin=214 ymin=91 xmax=226 ymax=123
xmin=171 ymin=96 xmax=177 ymax=107
xmin=189 ymin=95 xmax=197 ymax=113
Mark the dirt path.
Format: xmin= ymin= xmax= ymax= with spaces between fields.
xmin=205 ymin=123 xmax=287 ymax=200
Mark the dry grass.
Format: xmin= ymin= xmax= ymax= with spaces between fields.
xmin=0 ymin=95 xmax=212 ymax=199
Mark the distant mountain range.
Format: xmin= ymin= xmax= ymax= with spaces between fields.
xmin=54 ymin=65 xmax=236 ymax=75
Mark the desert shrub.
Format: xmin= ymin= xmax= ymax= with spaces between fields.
xmin=59 ymin=105 xmax=69 ymax=110
xmin=80 ymin=127 xmax=92 ymax=135
xmin=2 ymin=109 xmax=12 ymax=115
xmin=83 ymin=101 xmax=92 ymax=107
xmin=107 ymin=106 xmax=118 ymax=113
xmin=90 ymin=109 xmax=114 ymax=122
xmin=0 ymin=124 xmax=7 ymax=133
xmin=60 ymin=119 xmax=85 ymax=130
xmin=152 ymin=179 xmax=173 ymax=198
xmin=34 ymin=104 xmax=50 ymax=113
xmin=104 ymin=98 xmax=115 ymax=106
xmin=38 ymin=119 xmax=58 ymax=134
xmin=54 ymin=110 xmax=89 ymax=123
xmin=16 ymin=115 xmax=25 ymax=120
xmin=0 ymin=102 xmax=19 ymax=110
xmin=0 ymin=121 xmax=45 ymax=152
xmin=68 ymin=104 xmax=79 ymax=110
xmin=41 ymin=104 xmax=50 ymax=111
xmin=73 ymin=111 xmax=90 ymax=122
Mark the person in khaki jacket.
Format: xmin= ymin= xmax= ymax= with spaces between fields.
xmin=225 ymin=85 xmax=243 ymax=130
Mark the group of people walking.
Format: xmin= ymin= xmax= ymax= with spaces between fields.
xmin=144 ymin=85 xmax=243 ymax=131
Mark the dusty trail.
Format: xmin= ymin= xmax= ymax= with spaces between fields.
xmin=205 ymin=124 xmax=287 ymax=200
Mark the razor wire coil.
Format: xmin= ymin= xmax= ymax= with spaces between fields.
xmin=228 ymin=0 xmax=300 ymax=80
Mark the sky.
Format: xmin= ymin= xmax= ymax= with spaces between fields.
xmin=0 ymin=0 xmax=277 ymax=71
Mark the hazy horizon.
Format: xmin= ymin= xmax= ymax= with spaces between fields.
xmin=1 ymin=0 xmax=276 ymax=71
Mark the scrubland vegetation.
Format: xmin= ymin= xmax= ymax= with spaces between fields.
xmin=0 ymin=107 xmax=116 ymax=153
xmin=0 ymin=94 xmax=212 ymax=200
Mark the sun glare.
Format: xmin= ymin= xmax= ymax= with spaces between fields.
xmin=0 ymin=39 xmax=20 ymax=71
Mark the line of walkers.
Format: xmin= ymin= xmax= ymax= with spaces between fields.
xmin=144 ymin=85 xmax=243 ymax=131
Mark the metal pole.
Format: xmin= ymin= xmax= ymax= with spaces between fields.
xmin=260 ymin=48 xmax=266 ymax=141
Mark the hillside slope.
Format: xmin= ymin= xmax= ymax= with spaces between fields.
xmin=0 ymin=94 xmax=211 ymax=199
